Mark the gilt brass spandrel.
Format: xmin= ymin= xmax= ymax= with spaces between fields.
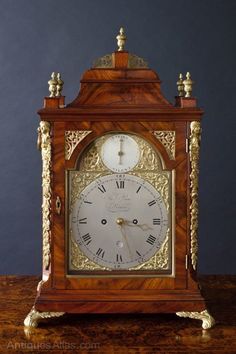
xmin=65 ymin=130 xmax=92 ymax=160
xmin=70 ymin=236 xmax=111 ymax=271
xmin=129 ymin=171 xmax=170 ymax=212
xmin=132 ymin=135 xmax=163 ymax=171
xmin=78 ymin=135 xmax=106 ymax=172
xmin=129 ymin=229 xmax=170 ymax=270
xmin=152 ymin=131 xmax=175 ymax=160
xmin=69 ymin=171 xmax=108 ymax=211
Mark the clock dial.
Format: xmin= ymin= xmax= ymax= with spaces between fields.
xmin=71 ymin=174 xmax=168 ymax=270
xmin=101 ymin=134 xmax=140 ymax=172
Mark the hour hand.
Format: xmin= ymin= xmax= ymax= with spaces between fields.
xmin=118 ymin=150 xmax=124 ymax=165
xmin=138 ymin=224 xmax=153 ymax=231
xmin=126 ymin=220 xmax=153 ymax=231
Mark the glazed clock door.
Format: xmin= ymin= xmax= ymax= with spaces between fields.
xmin=50 ymin=121 xmax=188 ymax=291
xmin=60 ymin=122 xmax=188 ymax=291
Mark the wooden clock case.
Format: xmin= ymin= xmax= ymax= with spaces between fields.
xmin=24 ymin=49 xmax=215 ymax=329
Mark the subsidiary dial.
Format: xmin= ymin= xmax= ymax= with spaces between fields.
xmin=101 ymin=134 xmax=140 ymax=173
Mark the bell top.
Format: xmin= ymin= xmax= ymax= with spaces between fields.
xmin=42 ymin=28 xmax=199 ymax=111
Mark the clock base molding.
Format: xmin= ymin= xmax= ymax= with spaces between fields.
xmin=23 ymin=282 xmax=215 ymax=329
xmin=24 ymin=296 xmax=214 ymax=329
xmin=34 ymin=300 xmax=209 ymax=314
xmin=24 ymin=308 xmax=214 ymax=330
xmin=34 ymin=289 xmax=208 ymax=305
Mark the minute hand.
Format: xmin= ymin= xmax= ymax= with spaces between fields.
xmin=118 ymin=138 xmax=124 ymax=165
xmin=117 ymin=224 xmax=133 ymax=258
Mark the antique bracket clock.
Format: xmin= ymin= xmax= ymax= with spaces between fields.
xmin=24 ymin=28 xmax=215 ymax=329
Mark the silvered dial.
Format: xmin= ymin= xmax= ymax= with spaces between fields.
xmin=101 ymin=134 xmax=140 ymax=172
xmin=71 ymin=174 xmax=168 ymax=270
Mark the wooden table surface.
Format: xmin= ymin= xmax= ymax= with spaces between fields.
xmin=0 ymin=275 xmax=235 ymax=354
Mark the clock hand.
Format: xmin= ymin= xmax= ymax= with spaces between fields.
xmin=116 ymin=218 xmax=133 ymax=258
xmin=118 ymin=138 xmax=124 ymax=165
xmin=125 ymin=220 xmax=153 ymax=231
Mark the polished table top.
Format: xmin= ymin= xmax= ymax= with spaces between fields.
xmin=0 ymin=275 xmax=235 ymax=353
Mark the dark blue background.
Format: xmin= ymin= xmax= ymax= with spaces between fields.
xmin=0 ymin=0 xmax=235 ymax=274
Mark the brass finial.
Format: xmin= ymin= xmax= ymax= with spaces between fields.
xmin=183 ymin=72 xmax=194 ymax=98
xmin=176 ymin=73 xmax=185 ymax=97
xmin=56 ymin=73 xmax=64 ymax=97
xmin=48 ymin=72 xmax=57 ymax=97
xmin=116 ymin=27 xmax=126 ymax=51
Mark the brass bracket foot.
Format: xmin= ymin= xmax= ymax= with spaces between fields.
xmin=176 ymin=309 xmax=215 ymax=329
xmin=24 ymin=306 xmax=65 ymax=328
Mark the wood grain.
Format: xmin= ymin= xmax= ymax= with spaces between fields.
xmin=0 ymin=276 xmax=236 ymax=354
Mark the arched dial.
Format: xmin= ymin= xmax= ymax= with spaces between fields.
xmin=101 ymin=134 xmax=140 ymax=173
xmin=71 ymin=174 xmax=168 ymax=270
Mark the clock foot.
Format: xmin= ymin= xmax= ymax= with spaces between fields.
xmin=176 ymin=309 xmax=215 ymax=329
xmin=24 ymin=306 xmax=65 ymax=328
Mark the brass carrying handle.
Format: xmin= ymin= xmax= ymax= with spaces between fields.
xmin=55 ymin=196 xmax=62 ymax=215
